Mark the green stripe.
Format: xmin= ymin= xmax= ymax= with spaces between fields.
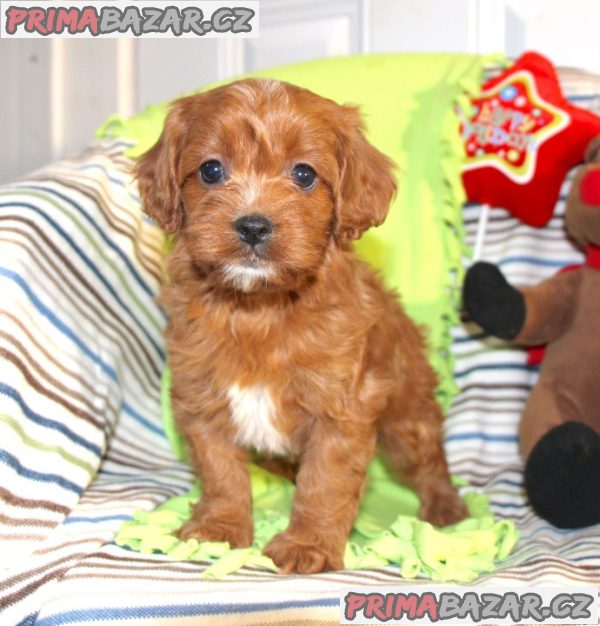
xmin=0 ymin=413 xmax=97 ymax=477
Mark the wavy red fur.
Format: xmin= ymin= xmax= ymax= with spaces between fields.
xmin=135 ymin=78 xmax=467 ymax=574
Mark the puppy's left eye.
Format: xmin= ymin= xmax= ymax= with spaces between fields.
xmin=291 ymin=164 xmax=317 ymax=190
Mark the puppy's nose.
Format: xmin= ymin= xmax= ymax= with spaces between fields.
xmin=233 ymin=214 xmax=273 ymax=246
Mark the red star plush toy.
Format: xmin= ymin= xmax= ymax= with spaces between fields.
xmin=462 ymin=52 xmax=600 ymax=226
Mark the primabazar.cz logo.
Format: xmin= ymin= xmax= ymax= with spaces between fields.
xmin=340 ymin=586 xmax=599 ymax=625
xmin=0 ymin=0 xmax=258 ymax=38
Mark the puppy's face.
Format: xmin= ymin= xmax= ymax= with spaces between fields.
xmin=136 ymin=79 xmax=396 ymax=292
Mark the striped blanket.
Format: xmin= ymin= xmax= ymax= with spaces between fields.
xmin=1 ymin=67 xmax=600 ymax=625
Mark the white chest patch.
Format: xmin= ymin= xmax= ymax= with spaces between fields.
xmin=227 ymin=385 xmax=290 ymax=457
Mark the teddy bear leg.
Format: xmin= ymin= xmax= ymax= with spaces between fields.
xmin=519 ymin=382 xmax=564 ymax=458
xmin=525 ymin=421 xmax=600 ymax=528
xmin=521 ymin=383 xmax=600 ymax=528
xmin=463 ymin=262 xmax=526 ymax=339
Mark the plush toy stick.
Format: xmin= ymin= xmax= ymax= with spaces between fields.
xmin=472 ymin=203 xmax=490 ymax=262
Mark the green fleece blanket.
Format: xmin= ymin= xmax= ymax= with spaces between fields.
xmin=106 ymin=53 xmax=518 ymax=579
xmin=118 ymin=463 xmax=517 ymax=581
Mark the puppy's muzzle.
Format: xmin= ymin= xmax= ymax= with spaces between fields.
xmin=234 ymin=214 xmax=273 ymax=248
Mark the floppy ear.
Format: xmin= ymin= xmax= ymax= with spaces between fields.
xmin=334 ymin=106 xmax=397 ymax=243
xmin=134 ymin=101 xmax=188 ymax=233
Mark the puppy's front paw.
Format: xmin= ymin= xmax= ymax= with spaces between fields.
xmin=263 ymin=531 xmax=344 ymax=574
xmin=420 ymin=492 xmax=468 ymax=527
xmin=178 ymin=514 xmax=253 ymax=548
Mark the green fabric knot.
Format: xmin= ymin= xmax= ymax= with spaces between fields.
xmin=116 ymin=460 xmax=519 ymax=581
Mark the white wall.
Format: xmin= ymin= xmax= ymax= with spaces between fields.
xmin=370 ymin=0 xmax=476 ymax=54
xmin=1 ymin=0 xmax=600 ymax=184
xmin=504 ymin=0 xmax=600 ymax=75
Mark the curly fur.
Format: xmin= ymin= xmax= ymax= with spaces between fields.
xmin=136 ymin=78 xmax=467 ymax=574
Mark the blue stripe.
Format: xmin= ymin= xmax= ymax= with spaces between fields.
xmin=16 ymin=613 xmax=37 ymax=626
xmin=498 ymin=256 xmax=576 ymax=269
xmin=453 ymin=363 xmax=536 ymax=378
xmin=94 ymin=473 xmax=191 ymax=491
xmin=73 ymin=163 xmax=136 ymax=192
xmin=520 ymin=525 xmax=590 ymax=540
xmin=22 ymin=184 xmax=155 ymax=299
xmin=122 ymin=401 xmax=165 ymax=438
xmin=489 ymin=501 xmax=526 ymax=510
xmin=567 ymin=94 xmax=600 ymax=102
xmin=63 ymin=162 xmax=142 ymax=204
xmin=473 ymin=477 xmax=523 ymax=488
xmin=567 ymin=553 xmax=600 ymax=562
xmin=491 ymin=478 xmax=523 ymax=488
xmin=0 ymin=266 xmax=117 ymax=381
xmin=446 ymin=432 xmax=518 ymax=443
xmin=0 ymin=382 xmax=102 ymax=457
xmin=34 ymin=598 xmax=338 ymax=625
xmin=64 ymin=514 xmax=132 ymax=524
xmin=0 ymin=201 xmax=164 ymax=360
xmin=0 ymin=448 xmax=82 ymax=494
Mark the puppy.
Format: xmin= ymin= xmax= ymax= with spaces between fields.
xmin=136 ymin=78 xmax=467 ymax=574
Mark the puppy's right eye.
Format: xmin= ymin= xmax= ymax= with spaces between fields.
xmin=291 ymin=163 xmax=317 ymax=190
xmin=199 ymin=160 xmax=225 ymax=184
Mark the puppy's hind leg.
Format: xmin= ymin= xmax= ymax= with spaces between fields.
xmin=379 ymin=391 xmax=467 ymax=527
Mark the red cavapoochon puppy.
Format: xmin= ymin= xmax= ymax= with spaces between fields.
xmin=136 ymin=78 xmax=467 ymax=574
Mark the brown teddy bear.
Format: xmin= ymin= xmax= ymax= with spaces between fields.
xmin=463 ymin=136 xmax=600 ymax=529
